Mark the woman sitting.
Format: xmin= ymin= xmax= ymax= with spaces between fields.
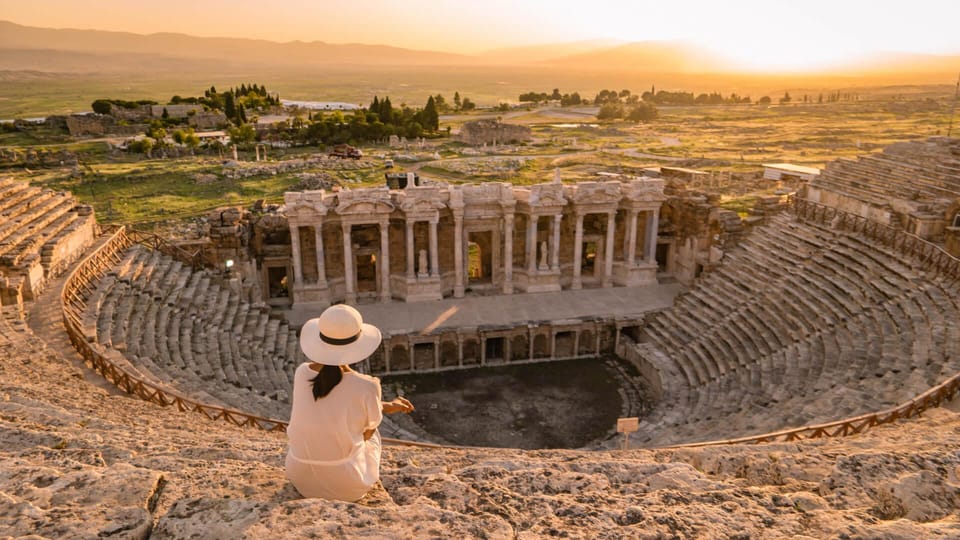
xmin=285 ymin=304 xmax=414 ymax=502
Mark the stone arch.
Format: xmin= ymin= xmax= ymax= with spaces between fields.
xmin=510 ymin=334 xmax=528 ymax=361
xmin=533 ymin=333 xmax=550 ymax=359
xmin=462 ymin=338 xmax=480 ymax=365
xmin=555 ymin=331 xmax=575 ymax=358
xmin=368 ymin=347 xmax=386 ymax=374
xmin=440 ymin=339 xmax=459 ymax=367
xmin=578 ymin=330 xmax=595 ymax=356
xmin=391 ymin=344 xmax=410 ymax=372
xmin=414 ymin=342 xmax=435 ymax=371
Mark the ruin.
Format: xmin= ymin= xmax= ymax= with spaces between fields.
xmin=4 ymin=137 xmax=960 ymax=454
xmin=456 ymin=119 xmax=532 ymax=146
xmin=0 ymin=178 xmax=97 ymax=319
xmin=806 ymin=136 xmax=960 ymax=248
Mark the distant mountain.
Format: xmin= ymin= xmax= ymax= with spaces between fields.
xmin=476 ymin=39 xmax=624 ymax=65
xmin=540 ymin=41 xmax=736 ymax=73
xmin=1 ymin=20 xmax=956 ymax=78
xmin=0 ymin=20 xmax=471 ymax=71
xmin=841 ymin=51 xmax=960 ymax=75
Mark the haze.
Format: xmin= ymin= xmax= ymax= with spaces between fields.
xmin=5 ymin=0 xmax=960 ymax=71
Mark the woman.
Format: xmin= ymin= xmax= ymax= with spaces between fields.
xmin=285 ymin=304 xmax=414 ymax=502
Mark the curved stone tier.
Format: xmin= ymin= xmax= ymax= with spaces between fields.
xmin=633 ymin=212 xmax=960 ymax=446
xmin=5 ymin=315 xmax=960 ymax=538
xmin=83 ymin=244 xmax=303 ymax=420
xmin=0 ymin=177 xmax=96 ymax=317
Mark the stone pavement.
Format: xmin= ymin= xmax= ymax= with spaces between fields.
xmin=289 ymin=283 xmax=682 ymax=335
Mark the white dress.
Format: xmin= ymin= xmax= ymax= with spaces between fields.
xmin=285 ymin=363 xmax=383 ymax=501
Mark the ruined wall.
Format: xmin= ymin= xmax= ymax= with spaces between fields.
xmin=457 ymin=120 xmax=532 ymax=146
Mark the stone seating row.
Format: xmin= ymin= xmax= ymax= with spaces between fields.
xmin=813 ymin=147 xmax=960 ymax=207
xmin=634 ymin=212 xmax=960 ymax=446
xmin=85 ymin=245 xmax=304 ymax=420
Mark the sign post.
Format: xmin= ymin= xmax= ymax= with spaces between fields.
xmin=616 ymin=417 xmax=639 ymax=450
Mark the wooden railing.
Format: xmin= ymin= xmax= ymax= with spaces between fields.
xmin=61 ymin=227 xmax=447 ymax=447
xmin=661 ymin=199 xmax=960 ymax=448
xmin=794 ymin=198 xmax=960 ymax=280
xmin=60 ymin=226 xmax=289 ymax=432
xmin=101 ymin=224 xmax=209 ymax=270
xmin=64 ymin=204 xmax=960 ymax=450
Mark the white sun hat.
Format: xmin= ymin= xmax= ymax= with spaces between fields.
xmin=299 ymin=304 xmax=382 ymax=366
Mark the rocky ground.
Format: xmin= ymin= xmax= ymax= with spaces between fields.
xmin=2 ymin=316 xmax=960 ymax=539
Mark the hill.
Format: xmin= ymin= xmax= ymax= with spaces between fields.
xmin=0 ymin=20 xmax=471 ymax=72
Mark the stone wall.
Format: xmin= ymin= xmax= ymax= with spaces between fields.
xmin=457 ymin=120 xmax=532 ymax=146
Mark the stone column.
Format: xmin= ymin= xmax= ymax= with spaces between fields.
xmin=572 ymin=212 xmax=584 ymax=290
xmin=528 ymin=329 xmax=535 ymax=360
xmin=429 ymin=219 xmax=439 ymax=278
xmin=453 ymin=212 xmax=465 ymax=297
xmin=289 ymin=223 xmax=303 ymax=285
xmin=526 ymin=215 xmax=538 ymax=274
xmin=379 ymin=219 xmax=391 ymax=303
xmin=314 ymin=223 xmax=327 ymax=286
xmin=503 ymin=214 xmax=514 ymax=294
xmin=384 ymin=342 xmax=391 ymax=373
xmin=405 ymin=219 xmax=415 ymax=279
xmin=551 ymin=214 xmax=562 ymax=271
xmin=603 ymin=211 xmax=615 ymax=287
xmin=625 ymin=210 xmax=639 ymax=267
xmin=342 ymin=223 xmax=355 ymax=304
xmin=645 ymin=208 xmax=660 ymax=263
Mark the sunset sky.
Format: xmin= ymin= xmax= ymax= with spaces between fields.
xmin=3 ymin=0 xmax=960 ymax=70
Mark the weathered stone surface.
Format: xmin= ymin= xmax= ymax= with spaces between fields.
xmin=5 ymin=281 xmax=960 ymax=538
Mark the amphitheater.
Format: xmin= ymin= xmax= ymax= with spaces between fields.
xmin=3 ymin=138 xmax=960 ymax=538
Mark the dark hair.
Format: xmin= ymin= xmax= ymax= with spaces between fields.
xmin=310 ymin=364 xmax=343 ymax=400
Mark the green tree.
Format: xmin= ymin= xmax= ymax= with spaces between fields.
xmin=460 ymin=97 xmax=476 ymax=111
xmin=551 ymin=88 xmax=562 ymax=100
xmin=626 ymin=102 xmax=658 ymax=123
xmin=758 ymin=96 xmax=772 ymax=105
xmin=597 ymin=102 xmax=624 ymax=120
xmin=454 ymin=91 xmax=461 ymax=111
xmin=433 ymin=93 xmax=449 ymax=113
xmin=779 ymin=92 xmax=792 ymax=105
xmin=422 ymin=96 xmax=440 ymax=131
xmin=161 ymin=107 xmax=169 ymax=119
xmin=91 ymin=100 xmax=112 ymax=115
xmin=146 ymin=122 xmax=167 ymax=143
xmin=380 ymin=97 xmax=393 ymax=124
xmin=229 ymin=123 xmax=256 ymax=145
xmin=224 ymin=92 xmax=237 ymax=121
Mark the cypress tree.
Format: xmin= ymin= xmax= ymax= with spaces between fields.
xmin=224 ymin=92 xmax=236 ymax=122
xmin=380 ymin=97 xmax=393 ymax=124
xmin=423 ymin=95 xmax=439 ymax=131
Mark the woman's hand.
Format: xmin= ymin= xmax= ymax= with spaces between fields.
xmin=382 ymin=397 xmax=415 ymax=414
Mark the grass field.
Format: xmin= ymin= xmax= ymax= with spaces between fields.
xmin=3 ymin=93 xmax=957 ymax=226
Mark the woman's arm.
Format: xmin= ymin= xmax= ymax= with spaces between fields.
xmin=382 ymin=396 xmax=415 ymax=414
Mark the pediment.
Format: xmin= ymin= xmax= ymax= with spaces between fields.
xmin=335 ymin=199 xmax=395 ymax=215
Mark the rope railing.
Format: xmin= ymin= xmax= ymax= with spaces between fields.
xmin=659 ymin=199 xmax=960 ymax=448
